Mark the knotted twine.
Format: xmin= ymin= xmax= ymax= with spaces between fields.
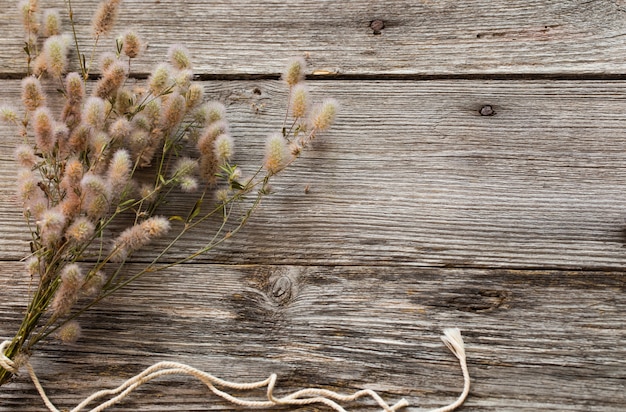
xmin=0 ymin=328 xmax=470 ymax=412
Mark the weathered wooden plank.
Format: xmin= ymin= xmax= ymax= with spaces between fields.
xmin=0 ymin=263 xmax=623 ymax=411
xmin=2 ymin=80 xmax=626 ymax=269
xmin=3 ymin=1 xmax=626 ymax=76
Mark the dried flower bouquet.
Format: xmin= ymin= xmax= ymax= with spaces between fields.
xmin=0 ymin=0 xmax=337 ymax=387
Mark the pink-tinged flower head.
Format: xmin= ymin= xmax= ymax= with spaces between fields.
xmin=160 ymin=93 xmax=186 ymax=130
xmin=109 ymin=117 xmax=132 ymax=141
xmin=21 ymin=76 xmax=46 ymax=111
xmin=18 ymin=0 xmax=40 ymax=35
xmin=80 ymin=173 xmax=109 ymax=219
xmin=65 ymin=216 xmax=95 ymax=244
xmin=121 ymin=30 xmax=142 ymax=58
xmin=99 ymin=52 xmax=117 ymax=72
xmin=14 ymin=144 xmax=40 ymax=168
xmin=94 ymin=60 xmax=127 ymax=99
xmin=111 ymin=216 xmax=170 ymax=261
xmin=38 ymin=208 xmax=66 ymax=247
xmin=91 ymin=0 xmax=122 ymax=37
xmin=33 ymin=107 xmax=56 ymax=155
xmin=106 ymin=149 xmax=132 ymax=198
xmin=114 ymin=89 xmax=133 ymax=116
xmin=65 ymin=72 xmax=85 ymax=104
xmin=51 ymin=264 xmax=84 ymax=317
xmin=83 ymin=97 xmax=106 ymax=130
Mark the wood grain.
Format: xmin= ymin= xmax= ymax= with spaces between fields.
xmin=2 ymin=1 xmax=626 ymax=411
xmin=2 ymin=80 xmax=626 ymax=269
xmin=3 ymin=1 xmax=626 ymax=76
xmin=0 ymin=263 xmax=624 ymax=411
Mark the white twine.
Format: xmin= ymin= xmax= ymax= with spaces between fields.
xmin=1 ymin=328 xmax=470 ymax=412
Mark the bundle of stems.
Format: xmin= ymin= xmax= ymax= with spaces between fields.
xmin=0 ymin=0 xmax=337 ymax=386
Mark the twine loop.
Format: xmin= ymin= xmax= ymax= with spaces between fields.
xmin=0 ymin=340 xmax=19 ymax=374
xmin=5 ymin=329 xmax=470 ymax=412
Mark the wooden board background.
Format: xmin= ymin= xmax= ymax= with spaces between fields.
xmin=1 ymin=1 xmax=625 ymax=411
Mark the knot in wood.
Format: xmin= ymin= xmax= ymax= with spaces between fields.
xmin=270 ymin=275 xmax=293 ymax=305
xmin=370 ymin=19 xmax=385 ymax=35
xmin=479 ymin=105 xmax=495 ymax=116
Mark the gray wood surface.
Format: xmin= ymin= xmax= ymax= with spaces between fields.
xmin=1 ymin=0 xmax=625 ymax=411
xmin=3 ymin=0 xmax=626 ymax=76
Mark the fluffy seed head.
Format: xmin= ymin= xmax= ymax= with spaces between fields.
xmin=18 ymin=0 xmax=40 ymax=35
xmin=21 ymin=77 xmax=46 ymax=111
xmin=91 ymin=0 xmax=122 ymax=36
xmin=83 ymin=97 xmax=106 ymax=130
xmin=33 ymin=107 xmax=56 ymax=154
xmin=106 ymin=149 xmax=132 ymax=198
xmin=203 ymin=121 xmax=229 ymax=145
xmin=205 ymin=101 xmax=226 ymax=124
xmin=82 ymin=271 xmax=106 ymax=296
xmin=144 ymin=99 xmax=162 ymax=129
xmin=94 ymin=61 xmax=127 ymax=98
xmin=283 ymin=57 xmax=306 ymax=87
xmin=175 ymin=69 xmax=193 ymax=91
xmin=42 ymin=9 xmax=61 ymax=36
xmin=179 ymin=175 xmax=198 ymax=192
xmin=115 ymin=88 xmax=134 ymax=115
xmin=68 ymin=124 xmax=91 ymax=153
xmin=43 ymin=35 xmax=70 ymax=78
xmin=160 ymin=93 xmax=186 ymax=130
xmin=65 ymin=217 xmax=95 ymax=244
xmin=51 ymin=264 xmax=84 ymax=317
xmin=264 ymin=133 xmax=290 ymax=174
xmin=54 ymin=122 xmax=70 ymax=156
xmin=171 ymin=157 xmax=198 ymax=178
xmin=57 ymin=320 xmax=81 ymax=344
xmin=310 ymin=98 xmax=338 ymax=131
xmin=121 ymin=30 xmax=141 ymax=58
xmin=214 ymin=134 xmax=234 ymax=163
xmin=99 ymin=52 xmax=117 ymax=72
xmin=148 ymin=63 xmax=171 ymax=96
xmin=17 ymin=168 xmax=40 ymax=204
xmin=109 ymin=117 xmax=132 ymax=141
xmin=25 ymin=256 xmax=41 ymax=277
xmin=290 ymin=84 xmax=309 ymax=118
xmin=0 ymin=105 xmax=19 ymax=124
xmin=38 ymin=208 xmax=66 ymax=247
xmin=65 ymin=72 xmax=85 ymax=104
xmin=186 ymin=83 xmax=204 ymax=109
xmin=111 ymin=216 xmax=170 ymax=261
xmin=14 ymin=144 xmax=40 ymax=168
xmin=81 ymin=173 xmax=109 ymax=219
xmin=168 ymin=44 xmax=192 ymax=70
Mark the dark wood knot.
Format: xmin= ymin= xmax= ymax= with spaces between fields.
xmin=479 ymin=105 xmax=496 ymax=116
xmin=270 ymin=275 xmax=293 ymax=305
xmin=370 ymin=20 xmax=385 ymax=35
